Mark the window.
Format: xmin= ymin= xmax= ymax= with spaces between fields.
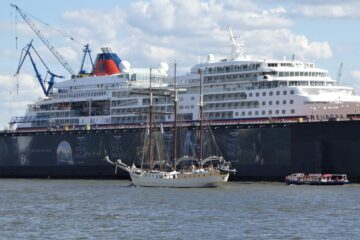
xmin=235 ymin=112 xmax=239 ymax=116
xmin=255 ymin=111 xmax=258 ymax=115
xmin=283 ymin=91 xmax=287 ymax=95
xmin=283 ymin=100 xmax=287 ymax=104
xmin=249 ymin=93 xmax=253 ymax=97
xmin=262 ymin=101 xmax=266 ymax=106
xmin=276 ymin=91 xmax=280 ymax=96
xmin=269 ymin=110 xmax=272 ymax=115
xmin=275 ymin=110 xmax=279 ymax=114
xmin=290 ymin=90 xmax=294 ymax=95
xmin=248 ymin=111 xmax=252 ymax=116
xmin=269 ymin=101 xmax=273 ymax=105
xmin=276 ymin=100 xmax=279 ymax=105
xmin=291 ymin=109 xmax=295 ymax=114
xmin=262 ymin=92 xmax=266 ymax=96
xmin=262 ymin=110 xmax=265 ymax=115
xmin=290 ymin=100 xmax=294 ymax=104
xmin=282 ymin=110 xmax=286 ymax=114
xmin=191 ymin=97 xmax=195 ymax=100
xmin=256 ymin=92 xmax=259 ymax=97
xmin=242 ymin=112 xmax=245 ymax=116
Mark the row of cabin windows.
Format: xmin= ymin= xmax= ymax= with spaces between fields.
xmin=58 ymin=91 xmax=106 ymax=99
xmin=112 ymin=115 xmax=166 ymax=124
xmin=278 ymin=71 xmax=327 ymax=77
xmin=268 ymin=63 xmax=314 ymax=68
xmin=249 ymin=90 xmax=294 ymax=97
xmin=262 ymin=100 xmax=294 ymax=105
xmin=112 ymin=99 xmax=138 ymax=107
xmin=112 ymin=91 xmax=129 ymax=98
xmin=142 ymin=98 xmax=168 ymax=105
xmin=205 ymin=73 xmax=258 ymax=83
xmin=236 ymin=109 xmax=295 ymax=116
xmin=206 ymin=111 xmax=233 ymax=119
xmin=112 ymin=106 xmax=169 ymax=115
xmin=206 ymin=63 xmax=261 ymax=74
xmin=204 ymin=89 xmax=294 ymax=102
xmin=205 ymin=101 xmax=259 ymax=110
xmin=204 ymin=92 xmax=246 ymax=101
xmin=54 ymin=118 xmax=79 ymax=125
xmin=179 ymin=105 xmax=195 ymax=110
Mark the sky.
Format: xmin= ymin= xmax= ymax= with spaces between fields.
xmin=1 ymin=0 xmax=360 ymax=129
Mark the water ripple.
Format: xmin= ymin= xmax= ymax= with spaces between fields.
xmin=0 ymin=180 xmax=359 ymax=239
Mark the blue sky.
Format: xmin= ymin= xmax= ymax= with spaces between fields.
xmin=1 ymin=0 xmax=360 ymax=129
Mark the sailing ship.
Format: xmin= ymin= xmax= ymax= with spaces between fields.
xmin=105 ymin=65 xmax=236 ymax=187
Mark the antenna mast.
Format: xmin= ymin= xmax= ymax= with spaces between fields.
xmin=172 ymin=62 xmax=178 ymax=170
xmin=228 ymin=26 xmax=244 ymax=60
xmin=337 ymin=62 xmax=343 ymax=83
xmin=198 ymin=68 xmax=204 ymax=164
xmin=147 ymin=67 xmax=153 ymax=169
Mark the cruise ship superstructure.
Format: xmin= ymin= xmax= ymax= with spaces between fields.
xmin=12 ymin=34 xmax=360 ymax=130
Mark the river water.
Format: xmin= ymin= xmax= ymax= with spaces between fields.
xmin=0 ymin=180 xmax=359 ymax=239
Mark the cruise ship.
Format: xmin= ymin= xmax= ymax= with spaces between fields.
xmin=1 ymin=30 xmax=360 ymax=181
xmin=12 ymin=28 xmax=360 ymax=129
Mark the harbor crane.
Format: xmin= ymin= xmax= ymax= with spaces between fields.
xmin=11 ymin=4 xmax=76 ymax=76
xmin=14 ymin=40 xmax=64 ymax=96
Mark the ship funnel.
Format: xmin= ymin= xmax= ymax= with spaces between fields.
xmin=92 ymin=47 xmax=121 ymax=76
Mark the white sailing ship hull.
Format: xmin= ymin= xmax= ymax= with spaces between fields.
xmin=129 ymin=171 xmax=229 ymax=188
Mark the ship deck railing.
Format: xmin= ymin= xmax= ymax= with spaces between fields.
xmin=3 ymin=115 xmax=359 ymax=134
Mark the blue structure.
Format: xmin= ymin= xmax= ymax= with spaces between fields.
xmin=14 ymin=40 xmax=64 ymax=96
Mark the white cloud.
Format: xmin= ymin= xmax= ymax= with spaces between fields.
xmin=0 ymin=73 xmax=42 ymax=94
xmin=0 ymin=21 xmax=33 ymax=36
xmin=0 ymin=73 xmax=43 ymax=128
xmin=295 ymin=4 xmax=360 ymax=18
xmin=242 ymin=29 xmax=333 ymax=60
xmin=57 ymin=46 xmax=79 ymax=63
xmin=62 ymin=8 xmax=125 ymax=44
xmin=128 ymin=0 xmax=175 ymax=33
xmin=349 ymin=71 xmax=360 ymax=94
xmin=351 ymin=71 xmax=360 ymax=81
xmin=54 ymin=0 xmax=300 ymax=69
xmin=223 ymin=7 xmax=292 ymax=29
xmin=144 ymin=45 xmax=176 ymax=63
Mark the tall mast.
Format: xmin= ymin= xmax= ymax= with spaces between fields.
xmin=147 ymin=67 xmax=153 ymax=168
xmin=198 ymin=68 xmax=204 ymax=164
xmin=172 ymin=62 xmax=177 ymax=170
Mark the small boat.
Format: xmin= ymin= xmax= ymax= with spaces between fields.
xmin=285 ymin=173 xmax=349 ymax=185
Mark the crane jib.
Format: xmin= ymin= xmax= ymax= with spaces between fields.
xmin=11 ymin=4 xmax=76 ymax=76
